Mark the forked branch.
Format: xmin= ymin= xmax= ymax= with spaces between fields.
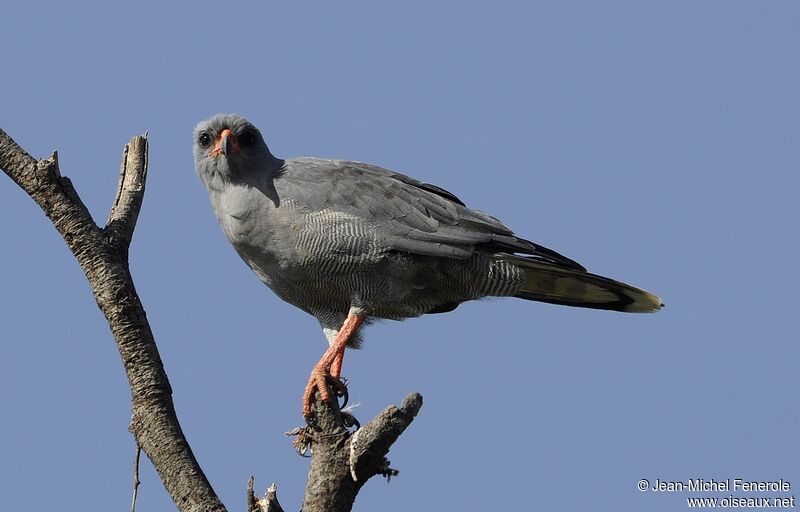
xmin=0 ymin=128 xmax=422 ymax=512
xmin=0 ymin=128 xmax=224 ymax=511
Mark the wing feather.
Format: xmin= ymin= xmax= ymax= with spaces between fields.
xmin=276 ymin=158 xmax=584 ymax=270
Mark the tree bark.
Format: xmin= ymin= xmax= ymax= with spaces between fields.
xmin=0 ymin=129 xmax=225 ymax=511
xmin=1 ymin=128 xmax=422 ymax=512
xmin=299 ymin=393 xmax=423 ymax=512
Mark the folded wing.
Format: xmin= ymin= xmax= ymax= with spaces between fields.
xmin=278 ymin=158 xmax=585 ymax=271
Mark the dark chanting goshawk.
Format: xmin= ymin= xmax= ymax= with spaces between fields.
xmin=193 ymin=114 xmax=663 ymax=417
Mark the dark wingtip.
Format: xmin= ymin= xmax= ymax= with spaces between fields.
xmin=530 ymin=242 xmax=586 ymax=272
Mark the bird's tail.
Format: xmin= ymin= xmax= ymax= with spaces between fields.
xmin=500 ymin=255 xmax=663 ymax=313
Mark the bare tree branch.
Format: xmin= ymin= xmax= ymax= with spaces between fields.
xmin=131 ymin=444 xmax=142 ymax=512
xmin=1 ymin=127 xmax=423 ymax=512
xmin=300 ymin=393 xmax=423 ymax=512
xmin=248 ymin=479 xmax=284 ymax=512
xmin=349 ymin=393 xmax=423 ymax=482
xmin=0 ymin=128 xmax=225 ymax=512
xmin=107 ymin=133 xmax=148 ymax=252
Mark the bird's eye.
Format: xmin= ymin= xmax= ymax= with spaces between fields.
xmin=198 ymin=132 xmax=212 ymax=148
xmin=239 ymin=128 xmax=257 ymax=148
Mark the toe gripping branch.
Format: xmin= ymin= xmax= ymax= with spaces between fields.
xmin=290 ymin=382 xmax=357 ymax=458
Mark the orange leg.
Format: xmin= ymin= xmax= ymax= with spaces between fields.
xmin=302 ymin=314 xmax=364 ymax=417
xmin=330 ymin=348 xmax=345 ymax=379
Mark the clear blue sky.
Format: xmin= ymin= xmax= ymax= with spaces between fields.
xmin=2 ymin=2 xmax=798 ymax=511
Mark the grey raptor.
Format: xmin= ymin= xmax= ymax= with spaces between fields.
xmin=193 ymin=114 xmax=662 ymax=417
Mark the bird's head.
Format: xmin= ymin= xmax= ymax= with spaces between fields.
xmin=193 ymin=114 xmax=280 ymax=189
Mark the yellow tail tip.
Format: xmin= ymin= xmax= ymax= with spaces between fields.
xmin=625 ymin=291 xmax=664 ymax=313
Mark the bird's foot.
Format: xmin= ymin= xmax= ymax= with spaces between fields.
xmin=302 ymin=366 xmax=349 ymax=419
xmin=286 ymin=402 xmax=359 ymax=458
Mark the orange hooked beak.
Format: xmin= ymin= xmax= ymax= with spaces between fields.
xmin=208 ymin=128 xmax=239 ymax=157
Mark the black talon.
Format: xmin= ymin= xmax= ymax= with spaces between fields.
xmin=303 ymin=412 xmax=321 ymax=430
xmin=294 ymin=443 xmax=313 ymax=458
xmin=338 ymin=384 xmax=349 ymax=409
xmin=326 ymin=375 xmax=349 ymax=409
xmin=341 ymin=411 xmax=360 ymax=430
